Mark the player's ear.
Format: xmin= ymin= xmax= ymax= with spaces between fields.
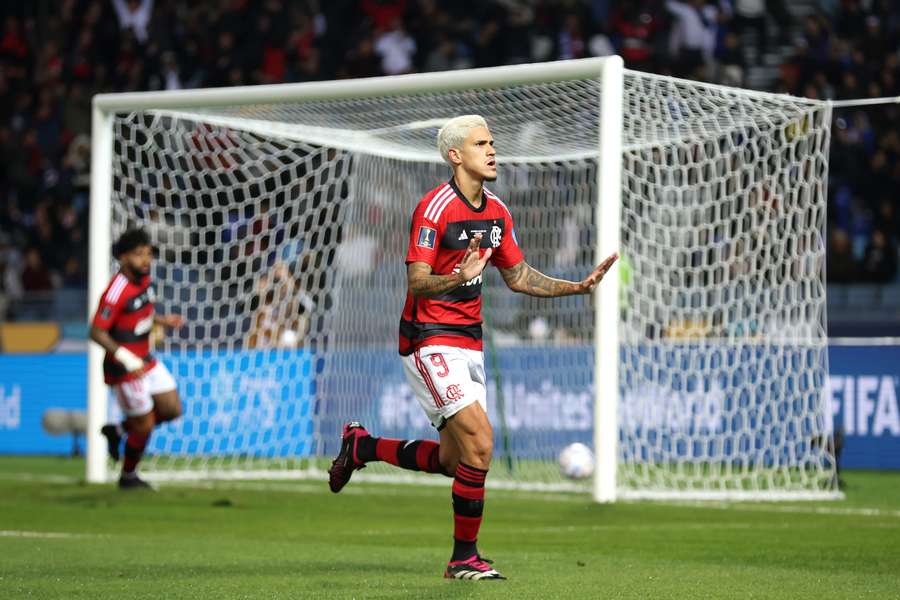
xmin=448 ymin=147 xmax=462 ymax=165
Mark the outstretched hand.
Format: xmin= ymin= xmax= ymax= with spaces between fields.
xmin=158 ymin=314 xmax=185 ymax=329
xmin=578 ymin=252 xmax=619 ymax=293
xmin=457 ymin=234 xmax=493 ymax=283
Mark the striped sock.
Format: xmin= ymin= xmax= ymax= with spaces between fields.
xmin=122 ymin=431 xmax=150 ymax=474
xmin=368 ymin=438 xmax=442 ymax=474
xmin=451 ymin=462 xmax=487 ymax=561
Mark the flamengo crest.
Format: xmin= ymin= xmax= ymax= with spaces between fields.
xmin=490 ymin=225 xmax=502 ymax=248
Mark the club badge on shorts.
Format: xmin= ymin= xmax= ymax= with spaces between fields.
xmin=445 ymin=384 xmax=464 ymax=401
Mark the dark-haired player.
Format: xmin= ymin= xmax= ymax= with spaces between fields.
xmin=90 ymin=229 xmax=184 ymax=489
xmin=328 ymin=115 xmax=618 ymax=579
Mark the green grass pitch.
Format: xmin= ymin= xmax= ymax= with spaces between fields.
xmin=1 ymin=457 xmax=898 ymax=599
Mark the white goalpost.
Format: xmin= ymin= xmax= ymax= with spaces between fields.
xmin=87 ymin=56 xmax=842 ymax=501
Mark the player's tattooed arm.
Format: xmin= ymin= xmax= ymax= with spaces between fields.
xmin=408 ymin=234 xmax=493 ymax=298
xmin=407 ymin=262 xmax=464 ymax=298
xmin=499 ymin=252 xmax=619 ymax=297
xmin=498 ymin=261 xmax=580 ymax=297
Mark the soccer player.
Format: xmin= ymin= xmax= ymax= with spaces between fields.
xmin=90 ymin=229 xmax=184 ymax=489
xmin=328 ymin=115 xmax=618 ymax=580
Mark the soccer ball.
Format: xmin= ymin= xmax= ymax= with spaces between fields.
xmin=558 ymin=442 xmax=595 ymax=480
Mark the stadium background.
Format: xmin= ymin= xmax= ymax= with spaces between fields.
xmin=0 ymin=2 xmax=898 ymax=598
xmin=0 ymin=0 xmax=900 ymax=468
xmin=1 ymin=0 xmax=897 ymax=466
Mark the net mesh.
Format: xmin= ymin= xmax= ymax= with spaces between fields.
xmin=105 ymin=67 xmax=839 ymax=497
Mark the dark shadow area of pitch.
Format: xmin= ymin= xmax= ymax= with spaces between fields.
xmin=38 ymin=484 xmax=236 ymax=509
xmin=39 ymin=559 xmax=426 ymax=580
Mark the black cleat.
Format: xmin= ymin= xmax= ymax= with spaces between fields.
xmin=328 ymin=421 xmax=370 ymax=493
xmin=444 ymin=555 xmax=506 ymax=580
xmin=118 ymin=473 xmax=154 ymax=491
xmin=101 ymin=424 xmax=122 ymax=462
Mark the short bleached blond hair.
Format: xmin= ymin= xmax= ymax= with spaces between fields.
xmin=437 ymin=115 xmax=488 ymax=165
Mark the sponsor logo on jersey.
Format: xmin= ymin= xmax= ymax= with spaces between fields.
xmin=417 ymin=226 xmax=436 ymax=249
xmin=126 ymin=289 xmax=152 ymax=312
xmin=458 ymin=230 xmax=468 ymax=241
xmin=453 ymin=265 xmax=482 ymax=287
xmin=134 ymin=314 xmax=154 ymax=336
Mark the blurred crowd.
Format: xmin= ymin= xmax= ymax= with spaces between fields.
xmin=771 ymin=1 xmax=900 ymax=284
xmin=0 ymin=0 xmax=898 ymax=321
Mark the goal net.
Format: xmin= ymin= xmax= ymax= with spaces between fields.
xmin=88 ymin=58 xmax=842 ymax=500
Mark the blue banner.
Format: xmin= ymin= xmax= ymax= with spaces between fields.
xmin=0 ymin=351 xmax=315 ymax=457
xmin=827 ymin=345 xmax=900 ymax=469
xmin=1 ymin=345 xmax=898 ymax=469
xmin=147 ymin=350 xmax=316 ymax=457
xmin=0 ymin=354 xmax=87 ymax=454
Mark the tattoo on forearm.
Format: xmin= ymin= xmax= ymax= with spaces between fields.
xmin=408 ymin=265 xmax=461 ymax=298
xmin=503 ymin=262 xmax=581 ymax=298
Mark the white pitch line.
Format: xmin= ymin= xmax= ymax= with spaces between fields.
xmin=163 ymin=479 xmax=585 ymax=503
xmin=0 ymin=530 xmax=100 ymax=539
xmin=668 ymin=501 xmax=900 ymax=519
xmin=355 ymin=522 xmax=761 ymax=537
xmin=0 ymin=473 xmax=81 ymax=484
xmin=5 ymin=472 xmax=900 ymax=518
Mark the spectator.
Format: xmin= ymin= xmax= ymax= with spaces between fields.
xmin=611 ymin=3 xmax=662 ymax=71
xmin=342 ymin=36 xmax=382 ymax=78
xmin=0 ymin=232 xmax=20 ymax=319
xmin=111 ymin=0 xmax=154 ymax=44
xmin=361 ymin=0 xmax=407 ymax=32
xmin=717 ymin=31 xmax=746 ymax=86
xmin=765 ymin=0 xmax=792 ymax=45
xmin=21 ymin=247 xmax=53 ymax=292
xmin=61 ymin=256 xmax=85 ymax=288
xmin=246 ymin=261 xmax=315 ymax=349
xmin=373 ymin=17 xmax=416 ymax=75
xmin=1 ymin=0 xmax=900 ymax=314
xmin=557 ymin=14 xmax=587 ymax=61
xmin=666 ymin=0 xmax=718 ymax=78
xmin=827 ymin=229 xmax=858 ymax=283
xmin=734 ymin=0 xmax=767 ymax=65
xmin=862 ymin=229 xmax=898 ymax=283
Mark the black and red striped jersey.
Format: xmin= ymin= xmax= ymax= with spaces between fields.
xmin=91 ymin=272 xmax=157 ymax=384
xmin=399 ymin=178 xmax=524 ymax=356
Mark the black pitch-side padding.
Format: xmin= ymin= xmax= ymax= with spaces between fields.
xmin=452 ymin=495 xmax=484 ymax=517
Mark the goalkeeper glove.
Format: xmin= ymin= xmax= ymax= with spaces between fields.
xmin=114 ymin=347 xmax=145 ymax=373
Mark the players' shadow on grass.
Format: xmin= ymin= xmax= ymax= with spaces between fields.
xmin=50 ymin=486 xmax=215 ymax=510
xmin=46 ymin=559 xmax=426 ymax=580
xmin=39 ymin=487 xmax=129 ymax=509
